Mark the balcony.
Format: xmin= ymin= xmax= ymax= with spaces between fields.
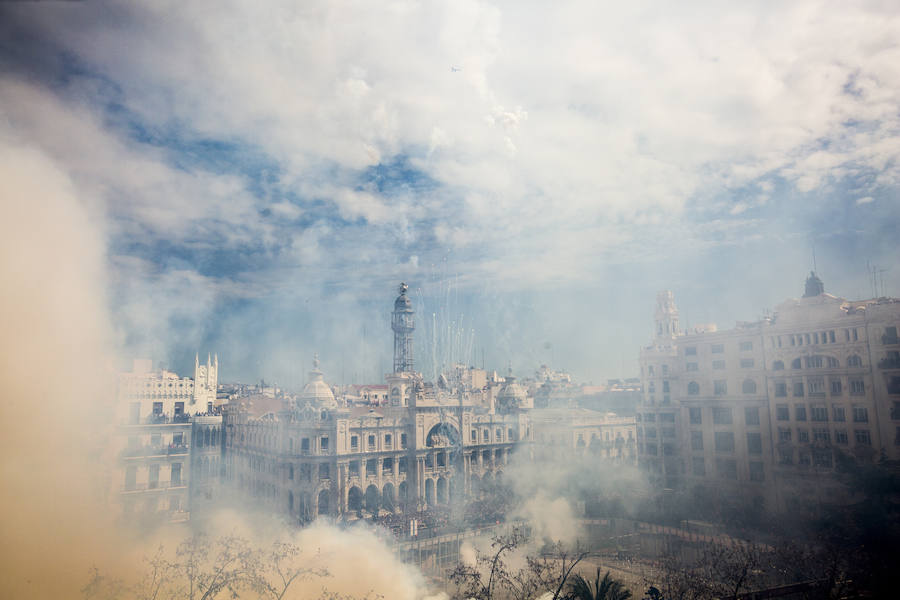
xmin=878 ymin=357 xmax=900 ymax=370
xmin=121 ymin=480 xmax=186 ymax=493
xmin=121 ymin=444 xmax=189 ymax=458
xmin=883 ymin=334 xmax=899 ymax=345
xmin=137 ymin=414 xmax=191 ymax=425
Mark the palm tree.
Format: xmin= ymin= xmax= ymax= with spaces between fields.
xmin=567 ymin=568 xmax=633 ymax=600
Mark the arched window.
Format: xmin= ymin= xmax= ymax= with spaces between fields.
xmin=791 ymin=358 xmax=802 ymax=369
xmin=847 ymin=355 xmax=862 ymax=367
xmin=687 ymin=381 xmax=700 ymax=395
xmin=772 ymin=360 xmax=784 ymax=371
xmin=742 ymin=379 xmax=757 ymax=394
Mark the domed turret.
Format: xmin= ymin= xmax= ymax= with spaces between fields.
xmin=497 ymin=368 xmax=528 ymax=413
xmin=299 ymin=354 xmax=337 ymax=409
xmin=803 ymin=271 xmax=825 ymax=298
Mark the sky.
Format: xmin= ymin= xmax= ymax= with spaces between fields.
xmin=1 ymin=0 xmax=898 ymax=386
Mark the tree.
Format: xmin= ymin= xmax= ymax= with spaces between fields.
xmin=567 ymin=569 xmax=632 ymax=600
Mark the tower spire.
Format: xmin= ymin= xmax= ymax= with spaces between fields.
xmin=391 ymin=282 xmax=415 ymax=373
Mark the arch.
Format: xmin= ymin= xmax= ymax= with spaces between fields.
xmin=317 ymin=489 xmax=330 ymax=516
xmin=742 ymin=379 xmax=757 ymax=394
xmin=348 ymin=486 xmax=363 ymax=513
xmin=687 ymin=381 xmax=700 ymax=395
xmin=772 ymin=360 xmax=784 ymax=371
xmin=382 ymin=482 xmax=395 ymax=512
xmin=398 ymin=481 xmax=408 ymax=511
xmin=848 ymin=355 xmax=862 ymax=367
xmin=365 ymin=484 xmax=380 ymax=514
xmin=425 ymin=478 xmax=436 ymax=507
xmin=426 ymin=422 xmax=460 ymax=448
xmin=436 ymin=477 xmax=448 ymax=504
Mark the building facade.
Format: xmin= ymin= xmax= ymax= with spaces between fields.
xmin=638 ymin=274 xmax=900 ymax=509
xmin=223 ymin=287 xmax=533 ymax=523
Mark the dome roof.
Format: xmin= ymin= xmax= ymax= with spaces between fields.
xmin=300 ymin=355 xmax=337 ymax=409
xmin=497 ymin=374 xmax=527 ymax=402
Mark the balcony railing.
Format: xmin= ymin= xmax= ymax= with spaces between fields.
xmin=121 ymin=444 xmax=189 ymax=458
xmin=122 ymin=480 xmax=186 ymax=492
xmin=134 ymin=414 xmax=192 ymax=425
xmin=883 ymin=334 xmax=899 ymax=345
xmin=878 ymin=357 xmax=900 ymax=369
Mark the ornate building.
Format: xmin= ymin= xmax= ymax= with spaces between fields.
xmin=223 ymin=285 xmax=533 ymax=522
xmin=638 ymin=273 xmax=900 ymax=510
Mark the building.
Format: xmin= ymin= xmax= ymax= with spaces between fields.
xmin=531 ymin=408 xmax=637 ymax=463
xmin=113 ymin=357 xmax=222 ymax=522
xmin=637 ymin=273 xmax=900 ymax=510
xmin=222 ymin=284 xmax=533 ymax=522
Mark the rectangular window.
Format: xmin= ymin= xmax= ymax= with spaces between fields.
xmin=691 ymin=431 xmax=704 ymax=451
xmin=366 ymin=458 xmax=377 ymax=476
xmin=833 ymin=406 xmax=846 ymax=422
xmin=711 ymin=344 xmax=725 ymax=354
xmin=778 ymin=428 xmax=792 ymax=442
xmin=689 ymin=407 xmax=702 ymax=425
xmin=713 ymin=407 xmax=733 ymax=424
xmin=483 ymin=430 xmax=490 ymax=442
xmin=320 ymin=437 xmax=329 ymax=451
xmin=662 ymin=426 xmax=676 ymax=439
xmin=662 ymin=380 xmax=670 ymax=393
xmin=685 ymin=346 xmax=697 ymax=356
xmin=349 ymin=461 xmax=359 ymax=477
xmin=712 ymin=360 xmax=726 ymax=370
xmin=692 ymin=456 xmax=706 ymax=476
xmin=793 ymin=382 xmax=805 ymax=397
xmin=813 ymin=428 xmax=830 ymax=443
xmin=171 ymin=463 xmax=182 ymax=486
xmin=776 ymin=404 xmax=789 ymax=421
xmin=798 ymin=429 xmax=809 ymax=443
xmin=714 ymin=380 xmax=727 ymax=396
xmin=716 ymin=458 xmax=737 ymax=479
xmin=795 ymin=405 xmax=807 ymax=421
xmin=740 ymin=341 xmax=753 ymax=351
xmin=835 ymin=430 xmax=848 ymax=444
xmin=808 ymin=377 xmax=825 ymax=396
xmin=715 ymin=432 xmax=735 ymax=453
xmin=744 ymin=407 xmax=760 ymax=426
xmin=810 ymin=405 xmax=828 ymax=422
xmin=662 ymin=364 xmax=668 ymax=375
xmin=749 ymin=461 xmax=764 ymax=481
xmin=350 ymin=435 xmax=358 ymax=450
xmin=740 ymin=358 xmax=754 ymax=368
xmin=645 ymin=443 xmax=658 ymax=456
xmin=659 ymin=412 xmax=675 ymax=423
xmin=644 ymin=413 xmax=656 ymax=422
xmin=471 ymin=429 xmax=477 ymax=442
xmin=830 ymin=379 xmax=842 ymax=396
xmin=149 ymin=464 xmax=159 ymax=489
xmin=367 ymin=434 xmax=375 ymax=450
xmin=813 ymin=449 xmax=833 ymax=468
xmin=384 ymin=434 xmax=392 ymax=448
xmin=663 ymin=443 xmax=676 ymax=456
xmin=747 ymin=432 xmax=762 ymax=455
xmin=775 ymin=382 xmax=787 ymax=397
xmin=645 ymin=427 xmax=657 ymax=438
xmin=806 ymin=356 xmax=823 ymax=369
xmin=853 ymin=406 xmax=868 ymax=422
xmin=850 ymin=379 xmax=865 ymax=396
xmin=855 ymin=429 xmax=872 ymax=445
xmin=301 ymin=464 xmax=311 ymax=481
xmin=399 ymin=457 xmax=407 ymax=473
xmin=686 ymin=362 xmax=699 ymax=371
xmin=319 ymin=463 xmax=330 ymax=479
xmin=779 ymin=449 xmax=793 ymax=465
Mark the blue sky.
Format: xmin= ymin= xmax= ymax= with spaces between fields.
xmin=1 ymin=1 xmax=898 ymax=385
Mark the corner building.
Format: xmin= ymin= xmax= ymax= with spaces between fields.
xmin=638 ymin=274 xmax=900 ymax=510
xmin=223 ymin=285 xmax=533 ymax=522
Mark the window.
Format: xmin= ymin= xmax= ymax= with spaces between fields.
xmin=808 ymin=377 xmax=825 ymax=396
xmin=686 ymin=362 xmax=699 ymax=371
xmin=384 ymin=434 xmax=392 ymax=448
xmin=712 ymin=360 xmax=726 ymax=370
xmin=660 ymin=412 xmax=675 ymax=423
xmin=714 ymin=380 xmax=727 ymax=396
xmin=811 ymin=405 xmax=828 ymax=422
xmin=716 ymin=458 xmax=737 ymax=479
xmin=692 ymin=456 xmax=706 ymax=476
xmin=711 ymin=344 xmax=725 ymax=354
xmin=798 ymin=429 xmax=809 ymax=443
xmin=645 ymin=427 xmax=657 ymax=438
xmin=689 ymin=407 xmax=702 ymax=424
xmin=835 ymin=430 xmax=849 ymax=444
xmin=795 ymin=405 xmax=807 ymax=421
xmin=827 ymin=356 xmax=839 ymax=367
xmin=799 ymin=452 xmax=811 ymax=466
xmin=792 ymin=358 xmax=802 ymax=369
xmin=644 ymin=413 xmax=656 ymax=422
xmin=855 ymin=430 xmax=871 ymax=445
xmin=775 ymin=382 xmax=787 ymax=397
xmin=662 ymin=426 xmax=676 ymax=439
xmin=776 ymin=404 xmax=789 ymax=421
xmin=778 ymin=428 xmax=792 ymax=442
xmin=749 ymin=461 xmax=764 ymax=481
xmin=772 ymin=360 xmax=784 ymax=371
xmin=288 ymin=464 xmax=294 ymax=480
xmin=320 ymin=437 xmax=329 ymax=451
xmin=806 ymin=356 xmax=824 ymax=369
xmin=495 ymin=428 xmax=503 ymax=441
xmin=691 ymin=431 xmax=704 ymax=451
xmin=149 ymin=464 xmax=159 ymax=489
xmin=793 ymin=382 xmax=805 ymax=397
xmin=483 ymin=430 xmax=489 ymax=442
xmin=350 ymin=435 xmax=358 ymax=450
xmin=740 ymin=358 xmax=754 ymax=368
xmin=663 ymin=443 xmax=676 ymax=456
xmin=745 ymin=407 xmax=760 ymax=426
xmin=813 ymin=449 xmax=833 ymax=468
xmin=171 ymin=463 xmax=182 ymax=485
xmin=662 ymin=380 xmax=670 ymax=393
xmin=301 ymin=464 xmax=311 ymax=481
xmin=645 ymin=444 xmax=658 ymax=456
xmin=833 ymin=406 xmax=846 ymax=422
xmin=715 ymin=432 xmax=735 ymax=453
xmin=685 ymin=346 xmax=697 ymax=356
xmin=319 ymin=463 xmax=330 ymax=479
xmin=687 ymin=381 xmax=700 ymax=395
xmin=747 ymin=432 xmax=762 ymax=455
xmin=831 ymin=379 xmax=842 ymax=395
xmin=742 ymin=379 xmax=757 ymax=394
xmin=740 ymin=341 xmax=753 ymax=351
xmin=848 ymin=355 xmax=863 ymax=367
xmin=399 ymin=457 xmax=407 ymax=473
xmin=713 ymin=407 xmax=733 ymax=425
xmin=367 ymin=435 xmax=375 ymax=449
xmin=853 ymin=406 xmax=868 ymax=423
xmin=813 ymin=428 xmax=830 ymax=443
xmin=779 ymin=449 xmax=793 ymax=465
xmin=849 ymin=379 xmax=865 ymax=395
xmin=662 ymin=364 xmax=669 ymax=375
xmin=471 ymin=430 xmax=477 ymax=442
